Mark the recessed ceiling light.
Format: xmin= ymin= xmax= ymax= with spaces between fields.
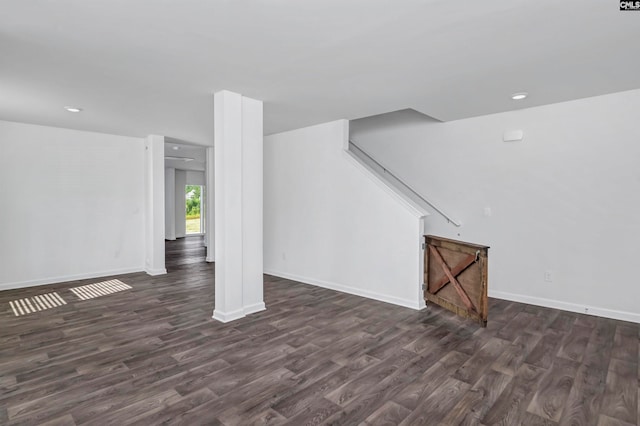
xmin=511 ymin=92 xmax=528 ymax=100
xmin=172 ymin=146 xmax=179 ymax=150
xmin=64 ymin=106 xmax=82 ymax=112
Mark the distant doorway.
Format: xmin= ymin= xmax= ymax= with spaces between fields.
xmin=185 ymin=185 xmax=205 ymax=235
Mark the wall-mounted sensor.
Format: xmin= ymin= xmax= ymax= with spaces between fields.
xmin=503 ymin=130 xmax=524 ymax=142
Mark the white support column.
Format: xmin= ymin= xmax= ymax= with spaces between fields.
xmin=205 ymin=147 xmax=215 ymax=262
xmin=145 ymin=135 xmax=167 ymax=276
xmin=240 ymin=96 xmax=264 ymax=315
xmin=212 ymin=90 xmax=265 ymax=322
xmin=164 ymin=167 xmax=176 ymax=241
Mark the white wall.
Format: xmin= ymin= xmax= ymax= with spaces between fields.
xmin=0 ymin=120 xmax=146 ymax=290
xmin=264 ymin=119 xmax=426 ymax=309
xmin=165 ymin=167 xmax=176 ymax=240
xmin=205 ymin=147 xmax=214 ymax=260
xmin=186 ymin=170 xmax=205 ymax=186
xmin=351 ymin=89 xmax=640 ymax=322
xmin=175 ymin=170 xmax=187 ymax=238
xmin=144 ymin=135 xmax=166 ymax=275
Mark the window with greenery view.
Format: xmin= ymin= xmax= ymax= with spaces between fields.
xmin=186 ymin=185 xmax=202 ymax=234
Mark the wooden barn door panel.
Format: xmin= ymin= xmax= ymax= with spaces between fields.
xmin=424 ymin=236 xmax=489 ymax=326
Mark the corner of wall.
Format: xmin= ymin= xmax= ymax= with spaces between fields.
xmin=264 ymin=119 xmax=427 ymax=311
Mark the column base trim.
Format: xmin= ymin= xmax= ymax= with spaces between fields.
xmin=243 ymin=302 xmax=266 ymax=316
xmin=145 ymin=268 xmax=167 ymax=276
xmin=212 ymin=308 xmax=245 ymax=323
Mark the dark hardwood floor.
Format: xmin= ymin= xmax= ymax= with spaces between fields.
xmin=1 ymin=236 xmax=638 ymax=425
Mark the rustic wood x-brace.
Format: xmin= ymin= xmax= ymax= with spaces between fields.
xmin=428 ymin=246 xmax=479 ymax=315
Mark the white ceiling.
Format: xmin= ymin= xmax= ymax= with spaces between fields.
xmin=1 ymin=1 xmax=639 ymax=145
xmin=164 ymin=139 xmax=206 ymax=172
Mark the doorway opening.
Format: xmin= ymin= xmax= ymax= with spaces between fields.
xmin=186 ymin=185 xmax=205 ymax=235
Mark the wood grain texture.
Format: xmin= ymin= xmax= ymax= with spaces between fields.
xmin=360 ymin=401 xmax=411 ymax=426
xmin=557 ymin=325 xmax=592 ymax=363
xmin=600 ymin=359 xmax=638 ymax=424
xmin=452 ymin=337 xmax=510 ymax=385
xmin=481 ymin=362 xmax=547 ymax=425
xmin=559 ymin=362 xmax=607 ymax=426
xmin=492 ymin=332 xmax=542 ymax=376
xmin=597 ymin=414 xmax=636 ymax=426
xmin=525 ymin=328 xmax=564 ymax=369
xmin=527 ymin=357 xmax=580 ymax=421
xmin=398 ymin=377 xmax=471 ymax=425
xmin=611 ymin=325 xmax=638 ymax=364
xmin=441 ymin=369 xmax=512 ymax=425
xmin=0 ymin=236 xmax=637 ymax=425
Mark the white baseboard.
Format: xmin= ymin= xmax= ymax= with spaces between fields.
xmin=265 ymin=269 xmax=423 ymax=310
xmin=244 ymin=302 xmax=266 ymax=316
xmin=212 ymin=308 xmax=245 ymax=323
xmin=145 ymin=268 xmax=167 ymax=276
xmin=206 ymin=257 xmax=215 ymax=263
xmin=0 ymin=267 xmax=145 ymax=292
xmin=490 ymin=290 xmax=640 ymax=324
